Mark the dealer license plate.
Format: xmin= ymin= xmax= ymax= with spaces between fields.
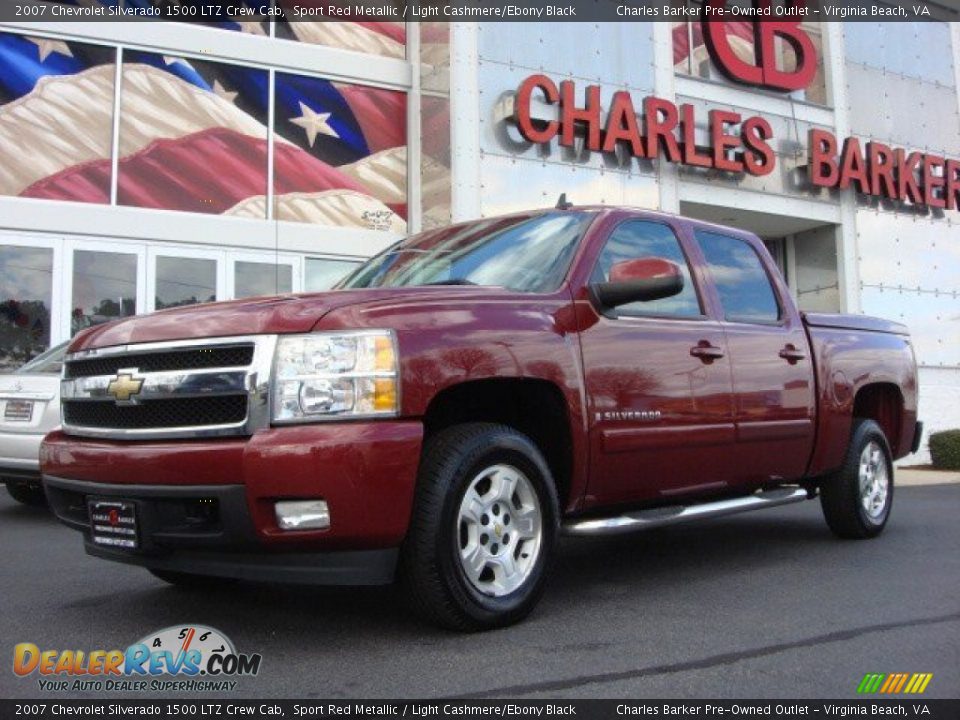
xmin=88 ymin=499 xmax=139 ymax=550
xmin=3 ymin=400 xmax=33 ymax=422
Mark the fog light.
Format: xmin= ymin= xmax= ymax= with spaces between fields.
xmin=275 ymin=500 xmax=330 ymax=530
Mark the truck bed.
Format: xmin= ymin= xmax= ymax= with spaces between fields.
xmin=803 ymin=312 xmax=909 ymax=336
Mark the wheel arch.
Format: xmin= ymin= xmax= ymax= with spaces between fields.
xmin=852 ymin=382 xmax=905 ymax=457
xmin=421 ymin=378 xmax=577 ymax=512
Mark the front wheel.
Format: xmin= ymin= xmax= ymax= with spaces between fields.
xmin=401 ymin=423 xmax=559 ymax=631
xmin=820 ymin=418 xmax=894 ymax=539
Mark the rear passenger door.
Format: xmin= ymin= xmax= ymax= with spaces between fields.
xmin=579 ymin=219 xmax=736 ymax=507
xmin=693 ymin=230 xmax=816 ymax=486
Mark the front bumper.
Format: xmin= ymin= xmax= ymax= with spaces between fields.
xmin=44 ymin=475 xmax=397 ymax=584
xmin=41 ymin=420 xmax=423 ymax=585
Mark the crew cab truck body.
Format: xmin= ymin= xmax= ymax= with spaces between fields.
xmin=42 ymin=207 xmax=920 ymax=629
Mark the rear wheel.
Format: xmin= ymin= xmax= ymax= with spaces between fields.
xmin=820 ymin=418 xmax=894 ymax=539
xmin=401 ymin=423 xmax=559 ymax=631
xmin=6 ymin=483 xmax=47 ymax=507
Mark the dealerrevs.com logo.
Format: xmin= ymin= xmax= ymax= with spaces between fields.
xmin=13 ymin=624 xmax=262 ymax=693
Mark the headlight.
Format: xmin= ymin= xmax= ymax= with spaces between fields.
xmin=272 ymin=330 xmax=398 ymax=423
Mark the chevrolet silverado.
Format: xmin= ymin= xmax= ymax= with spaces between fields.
xmin=42 ymin=205 xmax=921 ymax=630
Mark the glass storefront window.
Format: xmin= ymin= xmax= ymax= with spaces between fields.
xmin=672 ymin=10 xmax=828 ymax=106
xmin=95 ymin=1 xmax=268 ymax=34
xmin=273 ymin=13 xmax=406 ymax=59
xmin=118 ymin=50 xmax=269 ymax=216
xmin=421 ymin=23 xmax=452 ymax=231
xmin=273 ymin=71 xmax=407 ymax=231
xmin=235 ymin=261 xmax=293 ymax=298
xmin=0 ymin=245 xmax=53 ymax=370
xmin=71 ymin=250 xmax=137 ymax=335
xmin=0 ymin=32 xmax=116 ymax=204
xmin=305 ymin=258 xmax=361 ymax=291
xmin=155 ymin=256 xmax=217 ymax=310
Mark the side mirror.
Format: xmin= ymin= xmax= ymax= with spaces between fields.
xmin=591 ymin=257 xmax=684 ymax=310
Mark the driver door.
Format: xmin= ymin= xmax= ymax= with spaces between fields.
xmin=578 ymin=219 xmax=736 ymax=508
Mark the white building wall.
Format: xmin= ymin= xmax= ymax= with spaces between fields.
xmin=473 ymin=22 xmax=660 ymax=216
xmin=843 ymin=23 xmax=960 ymax=462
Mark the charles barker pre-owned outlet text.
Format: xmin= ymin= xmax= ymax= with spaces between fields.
xmin=514 ymin=74 xmax=960 ymax=210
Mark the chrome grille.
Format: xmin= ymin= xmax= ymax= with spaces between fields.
xmin=61 ymin=336 xmax=276 ymax=440
xmin=63 ymin=396 xmax=248 ymax=430
xmin=65 ymin=345 xmax=254 ymax=379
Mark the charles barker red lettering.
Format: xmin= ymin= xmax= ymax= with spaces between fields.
xmin=808 ymin=128 xmax=960 ymax=209
xmin=514 ymin=75 xmax=775 ymax=177
xmin=516 ymin=74 xmax=958 ymax=213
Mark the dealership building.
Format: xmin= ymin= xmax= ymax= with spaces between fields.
xmin=0 ymin=9 xmax=958 ymax=461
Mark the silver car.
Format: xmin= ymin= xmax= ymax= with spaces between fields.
xmin=0 ymin=342 xmax=67 ymax=506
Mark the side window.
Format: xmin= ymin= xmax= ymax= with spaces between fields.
xmin=695 ymin=231 xmax=780 ymax=324
xmin=591 ymin=221 xmax=702 ymax=318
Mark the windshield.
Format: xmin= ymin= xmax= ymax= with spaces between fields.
xmin=17 ymin=341 xmax=68 ymax=375
xmin=340 ymin=211 xmax=594 ymax=293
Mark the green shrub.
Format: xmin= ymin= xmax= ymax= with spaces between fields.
xmin=928 ymin=429 xmax=960 ymax=471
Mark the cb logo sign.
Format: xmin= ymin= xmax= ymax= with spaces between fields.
xmin=702 ymin=0 xmax=817 ymax=92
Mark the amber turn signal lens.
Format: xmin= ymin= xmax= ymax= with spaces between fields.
xmin=375 ymin=335 xmax=396 ymax=372
xmin=374 ymin=378 xmax=397 ymax=412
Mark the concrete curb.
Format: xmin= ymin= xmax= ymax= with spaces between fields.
xmin=895 ymin=468 xmax=960 ymax=486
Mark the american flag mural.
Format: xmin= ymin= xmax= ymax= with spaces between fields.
xmin=0 ymin=25 xmax=408 ymax=231
xmin=0 ymin=33 xmax=116 ymax=204
xmin=47 ymin=1 xmax=407 ymax=57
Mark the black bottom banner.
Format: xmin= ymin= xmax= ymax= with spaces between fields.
xmin=2 ymin=700 xmax=959 ymax=720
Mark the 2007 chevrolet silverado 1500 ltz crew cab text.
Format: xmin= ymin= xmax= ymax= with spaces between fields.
xmin=42 ymin=205 xmax=921 ymax=630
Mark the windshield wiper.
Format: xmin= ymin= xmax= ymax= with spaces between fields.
xmin=422 ymin=279 xmax=478 ymax=286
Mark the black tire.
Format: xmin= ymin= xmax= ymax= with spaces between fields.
xmin=400 ymin=423 xmax=560 ymax=631
xmin=6 ymin=483 xmax=47 ymax=507
xmin=148 ymin=568 xmax=237 ymax=589
xmin=820 ymin=418 xmax=894 ymax=539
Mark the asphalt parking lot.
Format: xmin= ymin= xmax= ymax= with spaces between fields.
xmin=1 ymin=483 xmax=958 ymax=700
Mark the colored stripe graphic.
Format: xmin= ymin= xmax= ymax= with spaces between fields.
xmin=858 ymin=673 xmax=932 ymax=694
xmin=857 ymin=674 xmax=884 ymax=694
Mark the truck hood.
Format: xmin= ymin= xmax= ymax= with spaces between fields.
xmin=68 ymin=287 xmax=503 ymax=351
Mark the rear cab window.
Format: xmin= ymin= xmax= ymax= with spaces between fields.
xmin=694 ymin=230 xmax=781 ymax=324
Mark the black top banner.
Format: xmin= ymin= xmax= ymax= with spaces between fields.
xmin=2 ymin=0 xmax=959 ymax=23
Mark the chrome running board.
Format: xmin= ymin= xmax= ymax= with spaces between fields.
xmin=563 ymin=487 xmax=810 ymax=536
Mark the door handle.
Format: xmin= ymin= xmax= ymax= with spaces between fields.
xmin=690 ymin=342 xmax=725 ymax=362
xmin=778 ymin=344 xmax=806 ymax=364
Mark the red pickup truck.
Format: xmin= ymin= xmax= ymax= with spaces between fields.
xmin=42 ymin=205 xmax=920 ymax=630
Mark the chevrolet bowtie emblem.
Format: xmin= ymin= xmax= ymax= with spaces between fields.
xmin=106 ymin=372 xmax=144 ymax=403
